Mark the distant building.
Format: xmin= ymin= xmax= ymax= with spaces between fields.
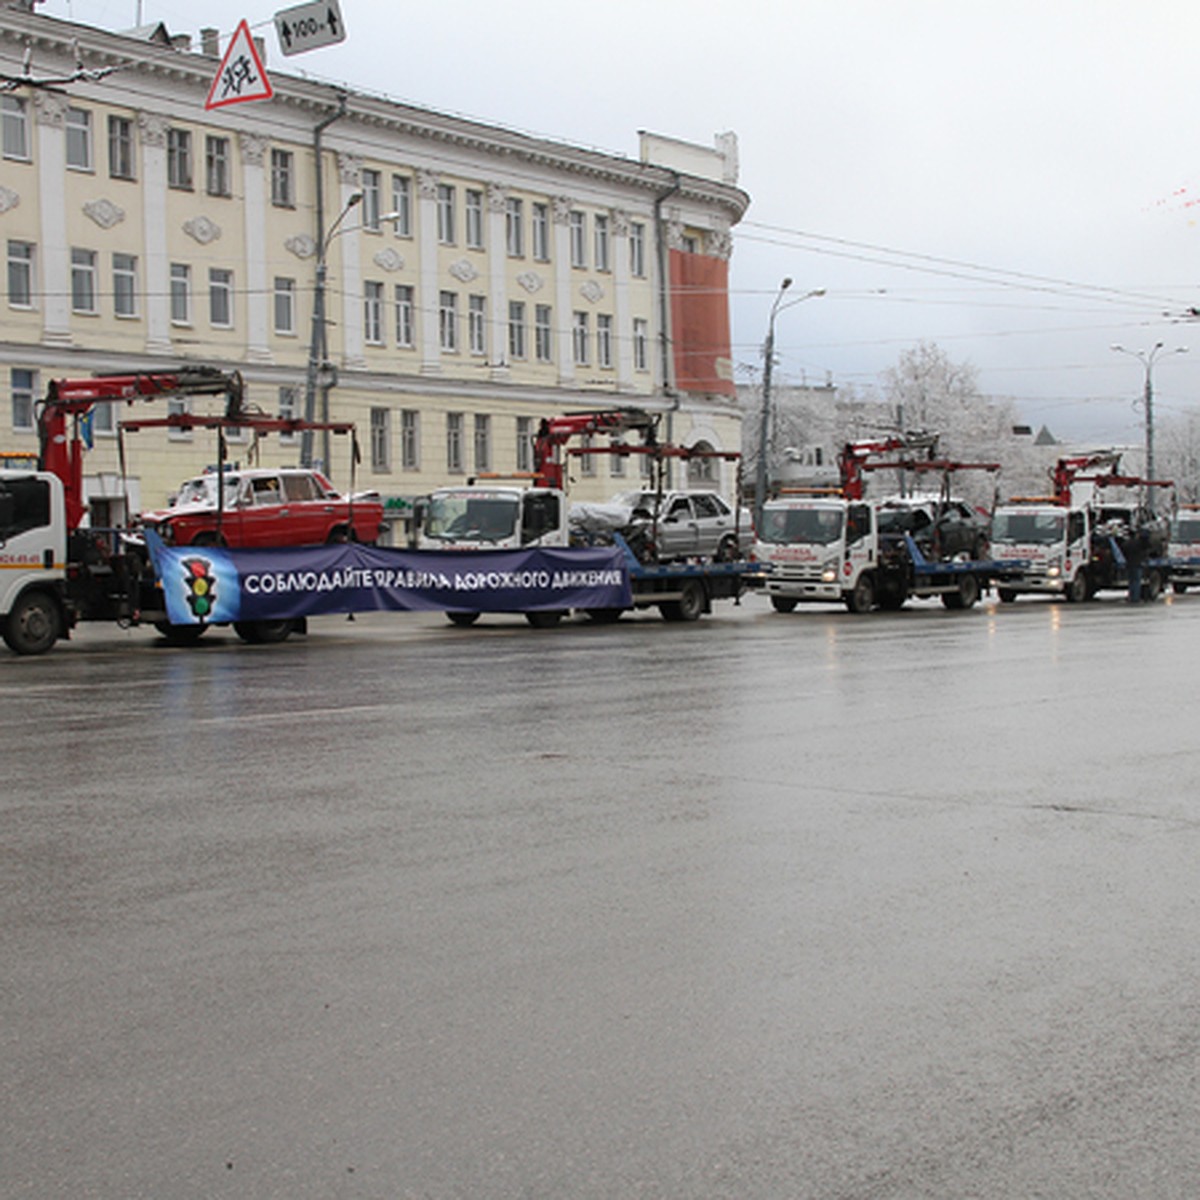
xmin=0 ymin=9 xmax=748 ymax=531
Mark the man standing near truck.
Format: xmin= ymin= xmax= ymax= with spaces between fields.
xmin=1124 ymin=525 xmax=1150 ymax=603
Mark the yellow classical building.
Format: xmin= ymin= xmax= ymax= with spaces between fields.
xmin=0 ymin=8 xmax=749 ymax=537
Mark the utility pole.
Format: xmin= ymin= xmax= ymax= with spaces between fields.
xmin=1112 ymin=341 xmax=1187 ymax=510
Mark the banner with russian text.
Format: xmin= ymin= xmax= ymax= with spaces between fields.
xmin=146 ymin=533 xmax=632 ymax=626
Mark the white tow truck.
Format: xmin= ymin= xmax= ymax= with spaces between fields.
xmin=1168 ymin=505 xmax=1200 ymax=594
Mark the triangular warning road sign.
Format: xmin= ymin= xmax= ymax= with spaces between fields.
xmin=205 ymin=19 xmax=274 ymax=110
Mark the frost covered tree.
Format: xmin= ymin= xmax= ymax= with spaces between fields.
xmin=1156 ymin=412 xmax=1200 ymax=503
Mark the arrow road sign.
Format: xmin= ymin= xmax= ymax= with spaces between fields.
xmin=274 ymin=0 xmax=346 ymax=57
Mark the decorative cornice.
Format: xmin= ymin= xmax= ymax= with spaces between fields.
xmin=32 ymin=91 xmax=67 ymax=128
xmin=137 ymin=111 xmax=167 ymax=148
xmin=552 ymin=196 xmax=574 ymax=225
xmin=486 ymin=182 xmax=507 ymax=212
xmin=416 ymin=168 xmax=439 ymax=199
xmin=337 ymin=152 xmax=362 ymax=186
xmin=239 ymin=132 xmax=267 ymax=167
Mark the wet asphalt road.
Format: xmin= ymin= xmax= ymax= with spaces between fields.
xmin=4 ymin=590 xmax=1200 ymax=1198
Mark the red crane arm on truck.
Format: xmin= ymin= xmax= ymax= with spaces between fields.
xmin=1049 ymin=451 xmax=1123 ymax=505
xmin=37 ymin=367 xmax=245 ymax=532
xmin=837 ymin=432 xmax=939 ymax=499
xmin=532 ymin=408 xmax=660 ymax=489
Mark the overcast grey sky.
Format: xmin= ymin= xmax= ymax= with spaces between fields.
xmin=34 ymin=0 xmax=1200 ymax=444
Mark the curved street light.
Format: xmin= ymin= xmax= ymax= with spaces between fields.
xmin=754 ymin=279 xmax=826 ymax=526
xmin=1111 ymin=341 xmax=1187 ymax=506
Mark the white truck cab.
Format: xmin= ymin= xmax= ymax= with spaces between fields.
xmin=417 ymin=484 xmax=566 ymax=551
xmin=990 ymin=502 xmax=1092 ymax=602
xmin=0 ymin=472 xmax=68 ymax=654
xmin=1168 ymin=507 xmax=1200 ymax=593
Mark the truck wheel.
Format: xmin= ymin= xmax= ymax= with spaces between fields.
xmin=1145 ymin=569 xmax=1164 ymax=601
xmin=3 ymin=590 xmax=60 ymax=655
xmin=446 ymin=611 xmax=480 ymax=627
xmin=770 ymin=596 xmax=798 ymax=613
xmin=234 ymin=620 xmax=294 ymax=644
xmin=153 ymin=620 xmax=207 ymax=645
xmin=1066 ymin=572 xmax=1088 ymax=603
xmin=877 ymin=580 xmax=906 ymax=611
xmin=997 ymin=588 xmax=1016 ymax=604
xmin=661 ymin=579 xmax=706 ymax=622
xmin=845 ymin=574 xmax=875 ymax=614
xmin=1173 ymin=581 xmax=1189 ymax=595
xmin=942 ymin=574 xmax=980 ymax=609
xmin=526 ymin=610 xmax=564 ymax=628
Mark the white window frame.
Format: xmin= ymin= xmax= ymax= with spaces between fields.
xmin=112 ymin=252 xmax=138 ymax=318
xmin=362 ymin=168 xmax=382 ymax=231
xmin=508 ymin=300 xmax=526 ymax=360
xmin=439 ymin=290 xmax=458 ymax=352
xmin=108 ymin=115 xmax=135 ymax=180
xmin=278 ymin=385 xmax=298 ymax=443
xmin=370 ymin=406 xmax=391 ymax=472
xmin=569 ymin=211 xmax=587 ymax=268
xmin=7 ymin=240 xmax=34 ymax=309
xmin=468 ymin=294 xmax=486 ymax=356
xmin=391 ymin=174 xmax=412 ymax=236
xmin=395 ymin=284 xmax=415 ymax=347
xmin=66 ymin=107 xmax=92 ymax=171
xmin=205 ymin=134 xmax=231 ymax=197
xmin=401 ymin=408 xmax=419 ymax=470
xmin=436 ymin=184 xmax=456 ymax=245
xmin=270 ymin=148 xmax=294 ymax=207
xmin=534 ymin=304 xmax=552 ymax=363
xmin=209 ymin=267 xmax=233 ymax=328
xmin=516 ymin=416 xmax=533 ymax=473
xmin=594 ymin=214 xmax=610 ymax=272
xmin=2 ymin=96 xmax=29 ymax=162
xmin=170 ymin=262 xmax=191 ymax=325
xmin=572 ymin=310 xmax=590 ymax=365
xmin=474 ymin=414 xmax=491 ymax=473
xmin=364 ymin=280 xmax=384 ymax=344
xmin=597 ymin=313 xmax=613 ymax=368
xmin=506 ymin=197 xmax=524 ymax=257
xmin=167 ymin=127 xmax=193 ymax=189
xmin=630 ymin=222 xmax=646 ymax=277
xmin=532 ymin=202 xmax=550 ymax=261
xmin=465 ymin=189 xmax=484 ymax=249
xmin=11 ymin=367 xmax=35 ymax=432
xmin=446 ymin=411 xmax=464 ymax=473
xmin=633 ymin=317 xmax=649 ymax=372
xmin=71 ymin=248 xmax=97 ymax=315
xmin=274 ymin=276 xmax=295 ymax=335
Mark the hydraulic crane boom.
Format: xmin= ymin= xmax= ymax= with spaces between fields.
xmin=532 ymin=408 xmax=660 ymax=489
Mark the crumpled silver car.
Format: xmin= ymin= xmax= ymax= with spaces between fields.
xmin=571 ymin=490 xmax=752 ymax=562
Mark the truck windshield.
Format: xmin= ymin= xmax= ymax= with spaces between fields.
xmin=425 ymin=494 xmax=518 ymax=543
xmin=992 ymin=511 xmax=1065 ymax=544
xmin=1170 ymin=517 xmax=1200 ymax=544
xmin=761 ymin=506 xmax=843 ymax=545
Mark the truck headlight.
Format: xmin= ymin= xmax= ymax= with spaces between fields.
xmin=821 ymin=561 xmax=838 ymax=583
xmin=1046 ymin=560 xmax=1061 ymax=578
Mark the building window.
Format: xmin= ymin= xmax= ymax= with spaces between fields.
xmin=682 ymin=234 xmax=699 ymax=254
xmin=170 ymin=263 xmax=191 ymax=325
xmin=71 ymin=249 xmax=97 ymax=314
xmin=572 ymin=311 xmax=589 ymax=364
xmin=362 ymin=168 xmax=381 ymax=230
xmin=11 ymin=368 xmax=35 ymax=431
xmin=532 ymin=202 xmax=549 ymax=261
xmin=209 ymin=267 xmax=233 ymax=327
xmin=92 ymin=402 xmax=114 ymax=437
xmin=395 ymin=284 xmax=415 ymax=347
xmin=508 ymin=300 xmax=526 ymax=360
xmin=391 ymin=174 xmax=411 ymax=236
xmin=167 ymin=128 xmax=193 ymax=189
xmin=597 ymin=313 xmax=613 ymax=368
xmin=516 ymin=417 xmax=533 ymax=472
xmin=446 ymin=412 xmax=464 ymax=473
xmin=66 ymin=107 xmax=92 ymax=171
xmin=594 ymin=214 xmax=610 ymax=272
xmin=270 ymin=148 xmax=294 ymax=207
xmin=579 ymin=434 xmax=595 ymax=477
xmin=278 ymin=385 xmax=298 ymax=443
xmin=2 ymin=97 xmax=29 ymax=161
xmin=505 ymin=197 xmax=524 ymax=257
xmin=274 ymin=276 xmax=295 ymax=334
xmin=7 ymin=241 xmax=33 ymax=308
xmin=569 ymin=211 xmax=586 ymax=268
xmin=630 ymin=222 xmax=646 ymax=277
xmin=439 ymin=291 xmax=458 ymax=352
xmin=370 ymin=407 xmax=390 ymax=471
xmin=205 ymin=135 xmax=231 ymax=196
xmin=364 ymin=280 xmax=384 ymax=344
xmin=436 ymin=184 xmax=456 ymax=244
xmin=474 ymin=414 xmax=491 ymax=473
xmin=468 ymin=294 xmax=486 ymax=355
xmin=610 ymin=437 xmax=629 ymax=478
xmin=534 ymin=304 xmax=552 ymax=363
xmin=401 ymin=409 xmax=419 ymax=470
xmin=112 ymin=253 xmax=138 ymax=318
xmin=108 ymin=115 xmax=135 ymax=180
xmin=633 ymin=317 xmax=648 ymax=371
xmin=167 ymin=396 xmax=192 ymax=440
xmin=465 ymin=189 xmax=483 ymax=249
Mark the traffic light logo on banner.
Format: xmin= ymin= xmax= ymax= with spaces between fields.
xmin=182 ymin=557 xmax=216 ymax=621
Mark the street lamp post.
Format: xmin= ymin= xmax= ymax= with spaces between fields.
xmin=754 ymin=279 xmax=826 ymax=527
xmin=1112 ymin=341 xmax=1187 ymax=506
